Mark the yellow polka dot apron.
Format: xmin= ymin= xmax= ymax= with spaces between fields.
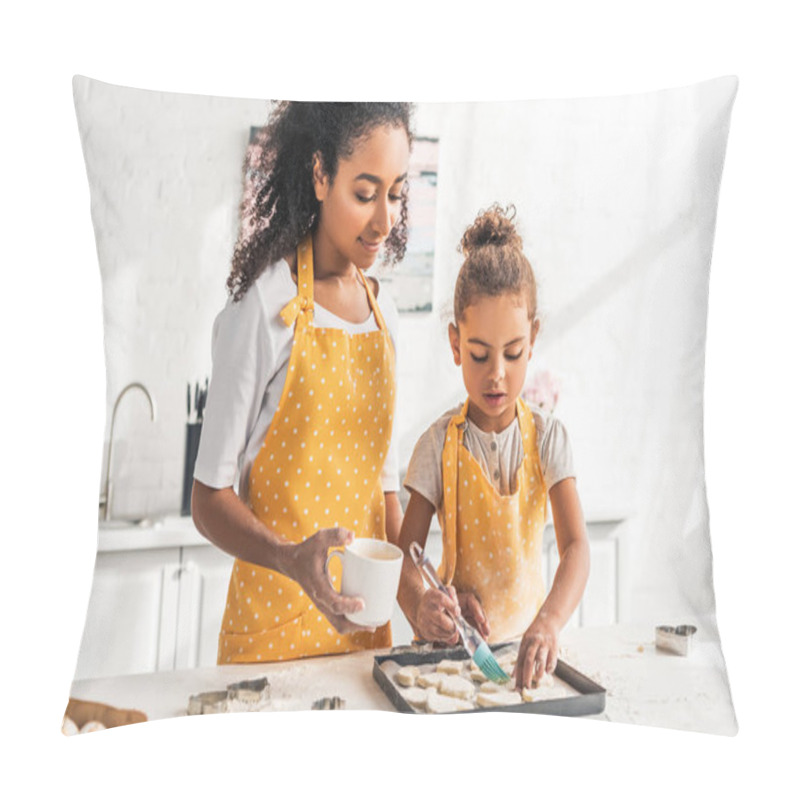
xmin=218 ymin=234 xmax=395 ymax=663
xmin=438 ymin=397 xmax=547 ymax=644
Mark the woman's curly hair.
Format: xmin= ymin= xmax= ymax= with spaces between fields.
xmin=454 ymin=203 xmax=537 ymax=322
xmin=228 ymin=101 xmax=414 ymax=301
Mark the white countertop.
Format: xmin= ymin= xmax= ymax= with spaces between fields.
xmin=96 ymin=515 xmax=210 ymax=551
xmin=69 ymin=621 xmax=737 ymax=735
xmin=96 ymin=508 xmax=629 ymax=553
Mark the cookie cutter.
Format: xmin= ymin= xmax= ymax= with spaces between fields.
xmin=187 ymin=676 xmax=271 ymax=715
xmin=655 ymin=624 xmax=697 ymax=656
xmin=187 ymin=690 xmax=229 ymax=715
xmin=227 ymin=677 xmax=271 ymax=709
xmin=311 ymin=696 xmax=346 ymax=710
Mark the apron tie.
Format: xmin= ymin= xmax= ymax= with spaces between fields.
xmin=439 ymin=400 xmax=469 ymax=584
xmin=279 ymin=233 xmax=315 ymax=328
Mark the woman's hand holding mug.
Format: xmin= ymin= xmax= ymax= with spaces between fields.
xmin=283 ymin=527 xmax=369 ymax=634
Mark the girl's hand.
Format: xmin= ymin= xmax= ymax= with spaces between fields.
xmin=515 ymin=612 xmax=559 ymax=690
xmin=414 ymin=587 xmax=461 ymax=646
xmin=283 ymin=526 xmax=374 ymax=634
xmin=457 ymin=591 xmax=490 ymax=640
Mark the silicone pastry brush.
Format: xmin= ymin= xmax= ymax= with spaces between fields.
xmin=409 ymin=542 xmax=510 ymax=683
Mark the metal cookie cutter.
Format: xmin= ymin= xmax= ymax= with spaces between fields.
xmin=655 ymin=625 xmax=698 ymax=656
xmin=312 ymin=696 xmax=346 ymax=710
xmin=187 ymin=690 xmax=230 ymax=715
xmin=187 ymin=676 xmax=271 ymax=715
xmin=226 ymin=676 xmax=271 ymax=711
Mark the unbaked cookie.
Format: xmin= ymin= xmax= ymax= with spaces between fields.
xmin=468 ymin=663 xmax=489 ymax=682
xmin=476 ymin=690 xmax=523 ymax=708
xmin=79 ymin=720 xmax=107 ymax=734
xmin=476 ymin=680 xmax=507 ymax=693
xmin=438 ymin=675 xmax=476 ymax=700
xmin=435 ymin=659 xmax=464 ymax=675
xmin=62 ymin=716 xmax=79 ymax=736
xmin=396 ymin=665 xmax=420 ymax=687
xmin=401 ymin=686 xmax=429 ymax=708
xmin=417 ymin=672 xmax=446 ymax=690
xmin=425 ymin=692 xmax=474 ymax=714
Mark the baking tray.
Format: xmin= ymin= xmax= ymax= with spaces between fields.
xmin=373 ymin=644 xmax=605 ymax=717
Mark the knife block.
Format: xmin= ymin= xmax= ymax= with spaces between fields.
xmin=181 ymin=421 xmax=203 ymax=516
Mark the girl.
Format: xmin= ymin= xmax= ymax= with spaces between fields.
xmin=397 ymin=204 xmax=590 ymax=690
xmin=192 ymin=102 xmax=413 ymax=663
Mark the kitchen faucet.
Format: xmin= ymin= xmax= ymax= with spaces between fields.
xmin=99 ymin=382 xmax=156 ymax=521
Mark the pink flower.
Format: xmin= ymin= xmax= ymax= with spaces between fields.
xmin=522 ymin=369 xmax=560 ymax=414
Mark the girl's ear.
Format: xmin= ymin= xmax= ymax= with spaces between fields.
xmin=528 ymin=318 xmax=540 ymax=361
xmin=312 ymin=152 xmax=329 ymax=202
xmin=448 ymin=322 xmax=462 ymax=366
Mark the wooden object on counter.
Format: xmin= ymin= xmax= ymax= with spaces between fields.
xmin=65 ymin=697 xmax=147 ymax=729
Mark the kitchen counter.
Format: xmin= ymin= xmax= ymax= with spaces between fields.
xmin=69 ymin=621 xmax=737 ymax=735
xmin=96 ymin=509 xmax=628 ymax=552
xmin=96 ymin=515 xmax=209 ymax=552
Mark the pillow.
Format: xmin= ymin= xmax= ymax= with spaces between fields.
xmin=68 ymin=75 xmax=737 ymax=736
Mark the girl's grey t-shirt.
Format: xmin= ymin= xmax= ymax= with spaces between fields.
xmin=403 ymin=403 xmax=575 ymax=513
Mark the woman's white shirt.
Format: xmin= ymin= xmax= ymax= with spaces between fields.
xmin=194 ymin=259 xmax=400 ymax=503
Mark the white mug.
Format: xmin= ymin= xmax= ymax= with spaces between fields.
xmin=325 ymin=538 xmax=403 ymax=627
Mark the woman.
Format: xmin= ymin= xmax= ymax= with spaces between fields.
xmin=192 ymin=102 xmax=413 ymax=663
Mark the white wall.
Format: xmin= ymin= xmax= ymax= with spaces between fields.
xmin=76 ymin=77 xmax=734 ymax=625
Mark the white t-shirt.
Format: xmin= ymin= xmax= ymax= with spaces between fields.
xmin=403 ymin=403 xmax=575 ymax=514
xmin=194 ymin=259 xmax=401 ymax=503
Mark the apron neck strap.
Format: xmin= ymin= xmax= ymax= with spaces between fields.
xmin=356 ymin=268 xmax=388 ymax=332
xmin=439 ymin=398 xmax=469 ymax=584
xmin=280 ymin=233 xmax=388 ymax=332
xmin=515 ymin=396 xmax=537 ymax=467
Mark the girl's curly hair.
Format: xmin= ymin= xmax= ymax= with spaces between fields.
xmin=228 ymin=101 xmax=414 ymax=301
xmin=454 ymin=203 xmax=537 ymax=322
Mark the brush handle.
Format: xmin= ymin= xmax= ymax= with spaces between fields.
xmin=409 ymin=542 xmax=475 ymax=649
xmin=409 ymin=542 xmax=448 ymax=594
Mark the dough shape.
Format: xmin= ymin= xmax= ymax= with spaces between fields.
xmin=469 ymin=663 xmax=489 ymax=682
xmin=438 ymin=675 xmax=476 ymax=700
xmin=476 ymin=690 xmax=523 ymax=708
xmin=524 ymin=684 xmax=568 ymax=702
xmin=396 ymin=665 xmax=420 ymax=687
xmin=417 ymin=672 xmax=445 ymax=690
xmin=477 ymin=680 xmax=507 ymax=693
xmin=79 ymin=720 xmax=107 ymax=734
xmin=62 ymin=716 xmax=79 ymax=736
xmin=425 ymin=692 xmax=474 ymax=714
xmin=402 ymin=687 xmax=429 ymax=708
xmin=435 ymin=659 xmax=464 ymax=675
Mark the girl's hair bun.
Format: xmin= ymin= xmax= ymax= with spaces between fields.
xmin=453 ymin=202 xmax=536 ymax=322
xmin=459 ymin=203 xmax=522 ymax=255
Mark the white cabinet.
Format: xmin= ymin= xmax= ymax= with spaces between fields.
xmin=74 ymin=548 xmax=182 ymax=679
xmin=544 ymin=519 xmax=621 ymax=629
xmin=74 ymin=533 xmax=234 ymax=681
xmin=174 ymin=545 xmax=236 ymax=670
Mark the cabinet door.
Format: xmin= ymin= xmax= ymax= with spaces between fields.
xmin=545 ymin=532 xmax=619 ymax=628
xmin=175 ymin=546 xmax=235 ymax=669
xmin=73 ymin=548 xmax=182 ymax=680
xmin=579 ymin=538 xmax=618 ymax=626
